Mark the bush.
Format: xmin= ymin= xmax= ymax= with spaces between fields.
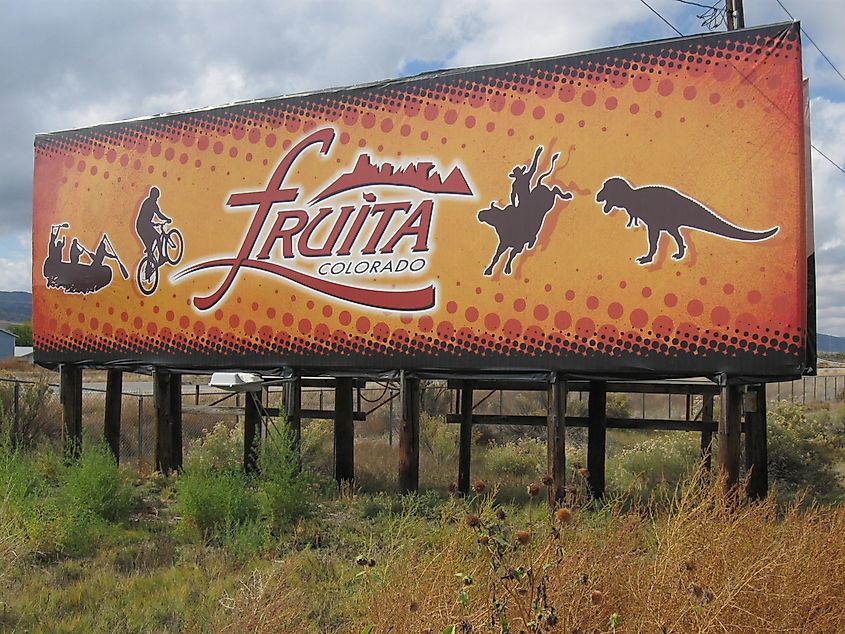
xmin=481 ymin=437 xmax=546 ymax=479
xmin=175 ymin=466 xmax=259 ymax=541
xmin=767 ymin=400 xmax=844 ymax=503
xmin=184 ymin=421 xmax=242 ymax=472
xmin=61 ymin=442 xmax=134 ymax=522
xmin=257 ymin=427 xmax=309 ymax=532
xmin=608 ymin=433 xmax=699 ymax=501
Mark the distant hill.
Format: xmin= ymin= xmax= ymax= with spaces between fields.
xmin=0 ymin=291 xmax=32 ymax=324
xmin=818 ymin=333 xmax=845 ymax=354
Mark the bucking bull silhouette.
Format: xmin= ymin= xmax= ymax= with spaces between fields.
xmin=478 ymin=146 xmax=573 ymax=276
xmin=477 ymin=156 xmax=780 ymax=274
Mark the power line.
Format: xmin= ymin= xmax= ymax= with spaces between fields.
xmin=638 ymin=0 xmax=684 ymax=36
xmin=642 ymin=0 xmax=845 ymax=178
xmin=773 ymin=0 xmax=845 ymax=85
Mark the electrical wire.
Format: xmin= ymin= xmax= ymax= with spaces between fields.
xmin=638 ymin=0 xmax=684 ymax=36
xmin=774 ymin=0 xmax=845 ymax=84
xmin=642 ymin=0 xmax=845 ymax=178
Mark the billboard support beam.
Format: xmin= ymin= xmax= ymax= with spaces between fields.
xmin=244 ymin=391 xmax=261 ymax=474
xmin=104 ymin=369 xmax=122 ymax=464
xmin=547 ymin=375 xmax=567 ymax=507
xmin=700 ymin=393 xmax=715 ymax=473
xmin=285 ymin=373 xmax=302 ymax=462
xmin=154 ymin=371 xmax=182 ymax=473
xmin=745 ymin=384 xmax=768 ymax=499
xmin=334 ymin=377 xmax=354 ymax=487
xmin=399 ymin=375 xmax=420 ymax=494
xmin=458 ymin=382 xmax=474 ymax=495
xmin=717 ymin=384 xmax=742 ymax=489
xmin=60 ymin=364 xmax=83 ymax=460
xmin=587 ymin=381 xmax=607 ymax=498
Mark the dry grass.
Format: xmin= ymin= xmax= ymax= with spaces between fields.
xmin=222 ymin=472 xmax=845 ymax=633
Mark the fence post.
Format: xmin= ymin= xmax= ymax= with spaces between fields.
xmin=137 ymin=395 xmax=143 ymax=469
xmin=334 ymin=377 xmax=355 ymax=487
xmin=399 ymin=374 xmax=420 ymax=494
xmin=717 ymin=384 xmax=742 ymax=490
xmin=11 ymin=381 xmax=20 ymax=448
xmin=458 ymin=381 xmax=474 ymax=495
xmin=587 ymin=380 xmax=607 ymax=499
xmin=700 ymin=393 xmax=714 ymax=473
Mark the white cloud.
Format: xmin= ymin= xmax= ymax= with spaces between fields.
xmin=0 ymin=257 xmax=31 ymax=292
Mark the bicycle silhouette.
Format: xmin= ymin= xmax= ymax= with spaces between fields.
xmin=136 ymin=220 xmax=184 ymax=295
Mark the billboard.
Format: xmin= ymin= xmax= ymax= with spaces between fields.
xmin=33 ymin=23 xmax=811 ymax=378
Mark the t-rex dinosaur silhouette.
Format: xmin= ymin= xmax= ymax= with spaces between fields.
xmin=595 ymin=176 xmax=779 ymax=265
xmin=478 ymin=146 xmax=573 ymax=276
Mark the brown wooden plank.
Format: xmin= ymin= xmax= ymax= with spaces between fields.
xmin=547 ymin=376 xmax=567 ymax=507
xmin=746 ymin=383 xmax=768 ymax=500
xmin=399 ymin=375 xmax=420 ymax=494
xmin=718 ymin=384 xmax=742 ymax=489
xmin=170 ymin=373 xmax=182 ymax=472
xmin=244 ymin=390 xmax=261 ymax=474
xmin=334 ymin=377 xmax=354 ymax=486
xmin=154 ymin=371 xmax=173 ymax=473
xmin=61 ymin=365 xmax=83 ymax=460
xmin=458 ymin=383 xmax=473 ymax=495
xmin=587 ymin=380 xmax=607 ymax=499
xmin=444 ymin=413 xmax=720 ymax=432
xmin=104 ymin=369 xmax=123 ymax=464
xmin=700 ymin=394 xmax=714 ymax=473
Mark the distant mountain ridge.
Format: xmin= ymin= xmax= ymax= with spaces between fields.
xmin=2 ymin=290 xmax=845 ymax=353
xmin=0 ymin=291 xmax=32 ymax=324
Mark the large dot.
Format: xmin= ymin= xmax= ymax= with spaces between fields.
xmin=630 ymin=308 xmax=649 ymax=328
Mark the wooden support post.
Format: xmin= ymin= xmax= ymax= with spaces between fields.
xmin=458 ymin=382 xmax=474 ymax=495
xmin=104 ymin=369 xmax=123 ymax=464
xmin=154 ymin=371 xmax=174 ymax=473
xmin=700 ymin=394 xmax=714 ymax=473
xmin=717 ymin=384 xmax=742 ymax=489
xmin=746 ymin=383 xmax=768 ymax=500
xmin=334 ymin=377 xmax=355 ymax=486
xmin=399 ymin=374 xmax=420 ymax=494
xmin=60 ymin=365 xmax=83 ymax=460
xmin=587 ymin=380 xmax=607 ymax=499
xmin=170 ymin=373 xmax=182 ymax=471
xmin=547 ymin=374 xmax=567 ymax=507
xmin=244 ymin=390 xmax=261 ymax=474
xmin=285 ymin=374 xmax=302 ymax=452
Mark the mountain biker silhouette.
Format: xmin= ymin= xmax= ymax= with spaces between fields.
xmin=135 ymin=186 xmax=171 ymax=266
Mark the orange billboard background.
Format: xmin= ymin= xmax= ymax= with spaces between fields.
xmin=32 ymin=23 xmax=810 ymax=377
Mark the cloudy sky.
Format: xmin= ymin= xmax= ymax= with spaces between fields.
xmin=3 ymin=0 xmax=844 ymax=333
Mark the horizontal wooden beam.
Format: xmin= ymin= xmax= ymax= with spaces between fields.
xmin=184 ymin=405 xmax=364 ymax=421
xmin=446 ymin=379 xmax=720 ymax=395
xmin=444 ymin=413 xmax=722 ymax=432
xmin=300 ymin=378 xmax=367 ymax=388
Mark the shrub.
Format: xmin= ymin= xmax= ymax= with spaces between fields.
xmin=0 ymin=379 xmax=54 ymax=447
xmin=481 ymin=437 xmax=546 ymax=479
xmin=61 ymin=442 xmax=134 ymax=522
xmin=257 ymin=427 xmax=309 ymax=532
xmin=175 ymin=465 xmax=259 ymax=541
xmin=767 ymin=400 xmax=844 ymax=503
xmin=184 ymin=421 xmax=242 ymax=472
xmin=608 ymin=433 xmax=699 ymax=501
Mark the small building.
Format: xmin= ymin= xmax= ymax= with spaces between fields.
xmin=0 ymin=329 xmax=15 ymax=359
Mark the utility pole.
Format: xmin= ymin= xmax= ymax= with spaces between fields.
xmin=726 ymin=0 xmax=745 ymax=30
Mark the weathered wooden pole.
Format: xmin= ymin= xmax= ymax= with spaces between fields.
xmin=170 ymin=373 xmax=183 ymax=471
xmin=458 ymin=382 xmax=474 ymax=495
xmin=587 ymin=380 xmax=607 ymax=498
xmin=399 ymin=374 xmax=420 ymax=494
xmin=104 ymin=369 xmax=123 ymax=463
xmin=547 ymin=374 xmax=567 ymax=507
xmin=717 ymin=383 xmax=742 ymax=489
xmin=285 ymin=373 xmax=302 ymax=450
xmin=700 ymin=393 xmax=715 ymax=473
xmin=244 ymin=390 xmax=261 ymax=473
xmin=154 ymin=370 xmax=181 ymax=473
xmin=745 ymin=383 xmax=768 ymax=499
xmin=60 ymin=364 xmax=83 ymax=460
xmin=334 ymin=377 xmax=355 ymax=486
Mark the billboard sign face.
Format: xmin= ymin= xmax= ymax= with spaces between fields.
xmin=33 ymin=23 xmax=810 ymax=378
